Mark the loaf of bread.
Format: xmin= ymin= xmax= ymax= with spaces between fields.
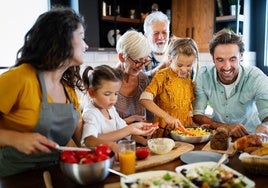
xmin=210 ymin=127 xmax=230 ymax=150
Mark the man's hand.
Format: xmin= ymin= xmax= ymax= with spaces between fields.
xmin=229 ymin=123 xmax=249 ymax=137
xmin=255 ymin=122 xmax=268 ymax=135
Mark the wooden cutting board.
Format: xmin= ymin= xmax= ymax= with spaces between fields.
xmin=104 ymin=182 xmax=121 ymax=188
xmin=202 ymin=140 xmax=236 ymax=156
xmin=113 ymin=141 xmax=194 ymax=171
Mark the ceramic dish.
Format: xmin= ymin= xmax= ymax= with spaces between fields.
xmin=147 ymin=138 xmax=175 ymax=155
xmin=120 ymin=170 xmax=197 ymax=188
xmin=180 ymin=151 xmax=229 ymax=164
xmin=170 ymin=127 xmax=211 ymax=143
xmin=175 ymin=162 xmax=255 ymax=188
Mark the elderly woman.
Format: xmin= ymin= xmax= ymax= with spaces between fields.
xmin=115 ymin=30 xmax=154 ymax=145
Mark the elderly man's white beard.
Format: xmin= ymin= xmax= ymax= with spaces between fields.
xmin=151 ymin=41 xmax=169 ymax=54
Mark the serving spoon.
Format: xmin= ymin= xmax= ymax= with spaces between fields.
xmin=108 ymin=168 xmax=137 ymax=186
xmin=212 ymin=153 xmax=228 ymax=170
xmin=43 ymin=171 xmax=53 ymax=188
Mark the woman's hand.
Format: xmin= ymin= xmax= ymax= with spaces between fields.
xmin=12 ymin=132 xmax=58 ymax=155
xmin=124 ymin=115 xmax=145 ymax=124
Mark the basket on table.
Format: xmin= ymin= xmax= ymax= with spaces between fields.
xmin=239 ymin=153 xmax=268 ymax=175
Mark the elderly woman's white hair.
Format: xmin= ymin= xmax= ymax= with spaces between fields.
xmin=116 ymin=30 xmax=151 ymax=60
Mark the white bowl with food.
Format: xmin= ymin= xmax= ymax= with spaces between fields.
xmin=147 ymin=138 xmax=175 ymax=155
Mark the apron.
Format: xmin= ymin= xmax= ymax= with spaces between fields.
xmin=0 ymin=71 xmax=80 ymax=177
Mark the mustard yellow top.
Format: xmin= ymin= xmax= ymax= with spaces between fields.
xmin=0 ymin=64 xmax=80 ymax=132
xmin=145 ymin=67 xmax=194 ymax=130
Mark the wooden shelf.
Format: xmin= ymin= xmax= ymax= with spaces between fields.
xmin=102 ymin=16 xmax=142 ymax=24
xmin=216 ymin=15 xmax=244 ymax=22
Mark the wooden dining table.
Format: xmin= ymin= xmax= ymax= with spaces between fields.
xmin=0 ymin=142 xmax=266 ymax=188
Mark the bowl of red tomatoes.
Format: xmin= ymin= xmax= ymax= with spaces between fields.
xmin=59 ymin=144 xmax=114 ymax=185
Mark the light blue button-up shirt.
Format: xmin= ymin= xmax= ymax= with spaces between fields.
xmin=193 ymin=64 xmax=268 ymax=133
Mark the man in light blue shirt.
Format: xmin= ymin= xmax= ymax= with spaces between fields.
xmin=193 ymin=29 xmax=268 ymax=137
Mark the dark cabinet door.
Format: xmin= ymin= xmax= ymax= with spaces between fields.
xmin=79 ymin=0 xmax=100 ymax=48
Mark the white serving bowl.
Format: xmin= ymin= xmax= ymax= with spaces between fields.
xmin=147 ymin=138 xmax=175 ymax=155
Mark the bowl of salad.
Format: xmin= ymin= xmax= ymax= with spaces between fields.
xmin=175 ymin=161 xmax=255 ymax=188
xmin=170 ymin=127 xmax=212 ymax=143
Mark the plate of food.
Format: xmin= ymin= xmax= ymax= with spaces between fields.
xmin=120 ymin=170 xmax=196 ymax=188
xmin=175 ymin=162 xmax=255 ymax=188
xmin=180 ymin=151 xmax=229 ymax=164
xmin=170 ymin=127 xmax=212 ymax=143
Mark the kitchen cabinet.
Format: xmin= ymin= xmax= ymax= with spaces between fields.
xmin=215 ymin=0 xmax=251 ymax=50
xmin=172 ymin=0 xmax=251 ymax=52
xmin=98 ymin=0 xmax=171 ymax=47
xmin=172 ymin=0 xmax=214 ymax=52
xmin=215 ymin=0 xmax=244 ymax=33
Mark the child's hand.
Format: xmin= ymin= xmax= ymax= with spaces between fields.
xmin=130 ymin=122 xmax=158 ymax=136
xmin=108 ymin=142 xmax=120 ymax=161
xmin=164 ymin=115 xmax=183 ymax=130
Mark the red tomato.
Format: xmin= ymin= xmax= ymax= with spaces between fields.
xmin=85 ymin=152 xmax=96 ymax=160
xmin=94 ymin=154 xmax=109 ymax=162
xmin=60 ymin=151 xmax=78 ymax=163
xmin=75 ymin=151 xmax=90 ymax=160
xmin=95 ymin=144 xmax=112 ymax=156
xmin=136 ymin=147 xmax=150 ymax=160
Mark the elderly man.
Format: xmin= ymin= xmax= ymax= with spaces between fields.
xmin=193 ymin=29 xmax=268 ymax=137
xmin=143 ymin=11 xmax=171 ymax=78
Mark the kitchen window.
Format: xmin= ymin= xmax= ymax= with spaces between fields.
xmin=0 ymin=0 xmax=49 ymax=74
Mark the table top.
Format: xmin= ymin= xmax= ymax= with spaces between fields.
xmin=0 ymin=142 xmax=266 ymax=188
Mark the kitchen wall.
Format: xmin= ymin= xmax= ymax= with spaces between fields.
xmin=0 ymin=50 xmax=257 ymax=75
xmin=81 ymin=50 xmax=256 ymax=69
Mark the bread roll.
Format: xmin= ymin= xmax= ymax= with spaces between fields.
xmin=251 ymin=147 xmax=268 ymax=156
xmin=233 ymin=135 xmax=263 ymax=151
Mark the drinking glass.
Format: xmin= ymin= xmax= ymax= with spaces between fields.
xmin=118 ymin=140 xmax=136 ymax=174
